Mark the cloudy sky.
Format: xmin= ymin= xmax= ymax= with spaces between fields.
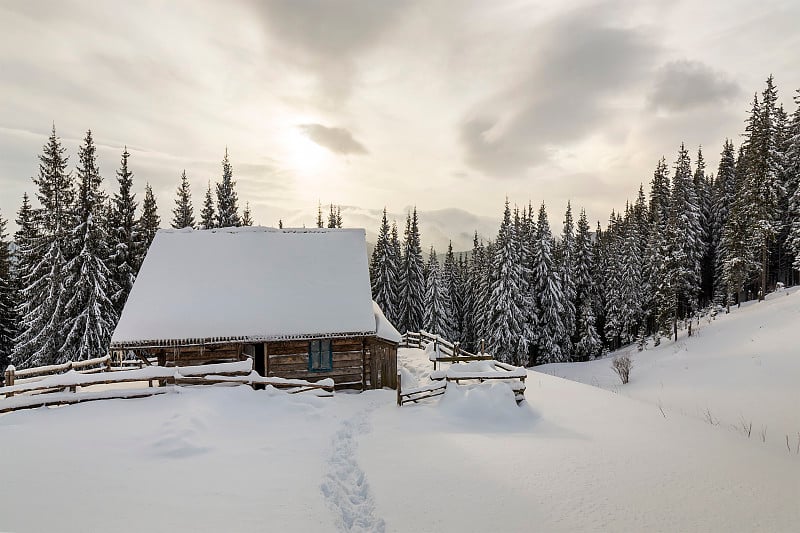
xmin=1 ymin=0 xmax=798 ymax=242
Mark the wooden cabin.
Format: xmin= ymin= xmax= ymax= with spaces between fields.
xmin=110 ymin=227 xmax=400 ymax=390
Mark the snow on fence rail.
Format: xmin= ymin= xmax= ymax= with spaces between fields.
xmin=1 ymin=359 xmax=334 ymax=414
xmin=401 ymin=331 xmax=493 ymax=369
xmin=398 ymin=332 xmax=527 ymax=405
xmin=396 ymin=374 xmax=447 ymax=406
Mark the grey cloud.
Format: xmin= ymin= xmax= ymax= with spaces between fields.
xmin=648 ymin=60 xmax=741 ymax=112
xmin=298 ymin=124 xmax=368 ymax=155
xmin=247 ymin=0 xmax=411 ymax=105
xmin=460 ymin=5 xmax=658 ymax=177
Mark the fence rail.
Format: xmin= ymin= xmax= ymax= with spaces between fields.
xmin=401 ymin=331 xmax=494 ymax=369
xmin=398 ymin=332 xmax=528 ymax=405
xmin=396 ymin=373 xmax=446 ymax=406
xmin=1 ymin=358 xmax=333 ymax=414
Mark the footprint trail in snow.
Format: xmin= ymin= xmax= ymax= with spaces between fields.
xmin=321 ymin=404 xmax=386 ymax=533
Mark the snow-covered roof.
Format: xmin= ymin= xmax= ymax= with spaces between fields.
xmin=373 ymin=301 xmax=402 ymax=344
xmin=111 ymin=227 xmax=377 ymax=348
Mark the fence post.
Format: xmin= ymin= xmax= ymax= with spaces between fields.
xmin=480 ymin=339 xmax=485 ymax=355
xmin=396 ymin=372 xmax=402 ymax=406
xmin=4 ymin=365 xmax=15 ymax=397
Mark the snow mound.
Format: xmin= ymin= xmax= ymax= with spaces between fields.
xmin=438 ymin=381 xmax=529 ymax=427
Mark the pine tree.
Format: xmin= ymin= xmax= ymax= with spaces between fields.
xmin=669 ymin=143 xmax=703 ymax=323
xmin=532 ymin=203 xmax=566 ymax=363
xmin=370 ymin=208 xmax=399 ymax=326
xmin=486 ymin=201 xmax=524 ymax=364
xmin=712 ymin=140 xmax=737 ymax=306
xmin=694 ymin=147 xmax=715 ymax=306
xmin=559 ymin=202 xmax=577 ymax=356
xmin=327 ymin=205 xmax=342 ymax=228
xmin=317 ymin=202 xmax=324 ymax=228
xmin=462 ymin=233 xmax=480 ymax=352
xmin=241 ymin=202 xmax=253 ymax=226
xmin=398 ymin=208 xmax=425 ymax=333
xmin=649 ymin=157 xmax=671 ymax=229
xmin=60 ymin=130 xmax=117 ymax=362
xmin=722 ymin=146 xmax=760 ymax=307
xmin=14 ymin=126 xmax=74 ymax=367
xmin=215 ymin=148 xmax=241 ymax=228
xmin=787 ymin=89 xmax=800 ymax=273
xmin=574 ymin=298 xmax=602 ymax=359
xmin=423 ymin=247 xmax=455 ymax=338
xmin=108 ymin=146 xmax=140 ymax=315
xmin=171 ymin=170 xmax=195 ymax=229
xmin=0 ymin=210 xmax=15 ymax=371
xmin=743 ymin=77 xmax=785 ymax=300
xmin=336 ymin=206 xmax=343 ymax=228
xmin=443 ymin=241 xmax=464 ymax=342
xmin=201 ymin=181 xmax=215 ymax=230
xmin=139 ymin=183 xmax=160 ymax=253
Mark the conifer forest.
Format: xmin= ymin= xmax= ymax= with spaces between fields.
xmin=1 ymin=76 xmax=800 ymax=373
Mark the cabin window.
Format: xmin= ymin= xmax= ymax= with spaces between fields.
xmin=308 ymin=339 xmax=333 ymax=372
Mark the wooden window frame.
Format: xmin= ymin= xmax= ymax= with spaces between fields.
xmin=308 ymin=339 xmax=333 ymax=372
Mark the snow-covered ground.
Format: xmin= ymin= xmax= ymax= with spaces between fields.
xmin=2 ymin=295 xmax=799 ymax=532
xmin=538 ymin=286 xmax=800 ymax=457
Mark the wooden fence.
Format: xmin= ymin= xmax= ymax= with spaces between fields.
xmin=1 ymin=358 xmax=334 ymax=414
xmin=396 ymin=373 xmax=446 ymax=406
xmin=401 ymin=331 xmax=493 ymax=369
xmin=397 ymin=331 xmax=527 ymax=405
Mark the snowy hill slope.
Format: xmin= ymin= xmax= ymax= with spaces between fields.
xmin=538 ymin=287 xmax=800 ymax=456
xmin=1 ymin=344 xmax=798 ymax=531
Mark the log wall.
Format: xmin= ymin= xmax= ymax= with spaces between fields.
xmin=140 ymin=336 xmax=398 ymax=390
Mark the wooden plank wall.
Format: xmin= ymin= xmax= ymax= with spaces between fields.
xmin=267 ymin=338 xmax=366 ymax=390
xmin=140 ymin=336 xmax=398 ymax=391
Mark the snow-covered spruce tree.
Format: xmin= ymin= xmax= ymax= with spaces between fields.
xmin=316 ymin=202 xmax=324 ymax=228
xmin=787 ymin=89 xmax=800 ymax=272
xmin=108 ymin=146 xmax=140 ymax=315
xmin=669 ymin=143 xmax=703 ymax=324
xmin=326 ymin=205 xmax=343 ymax=229
xmin=370 ymin=208 xmax=398 ymax=326
xmin=574 ymin=298 xmax=602 ymax=359
xmin=743 ymin=78 xmax=784 ymax=300
xmin=487 ymin=201 xmax=524 ymax=364
xmin=517 ymin=204 xmax=537 ymax=360
xmin=694 ymin=147 xmax=715 ymax=306
xmin=558 ymin=202 xmax=577 ymax=356
xmin=241 ymin=202 xmax=253 ymax=226
xmin=327 ymin=205 xmax=336 ymax=228
xmin=602 ymin=212 xmax=624 ymax=349
xmin=0 ymin=210 xmax=15 ymax=371
xmin=215 ymin=149 xmax=241 ymax=228
xmin=60 ymin=130 xmax=117 ymax=362
xmin=712 ymin=140 xmax=737 ymax=306
xmin=201 ymin=181 xmax=215 ymax=230
xmin=398 ymin=208 xmax=425 ymax=333
xmin=171 ymin=170 xmax=195 ymax=229
xmin=461 ymin=233 xmax=481 ymax=352
xmin=573 ymin=209 xmax=593 ymax=314
xmin=620 ymin=207 xmax=644 ymax=343
xmin=442 ymin=241 xmax=464 ymax=342
xmin=722 ymin=146 xmax=760 ymax=307
xmin=139 ymin=183 xmax=160 ymax=253
xmin=531 ymin=203 xmax=566 ymax=364
xmin=423 ymin=247 xmax=455 ymax=339
xmin=388 ymin=221 xmax=402 ymax=326
xmin=13 ymin=126 xmax=74 ymax=367
xmin=454 ymin=254 xmax=469 ymax=344
xmin=649 ymin=157 xmax=671 ymax=229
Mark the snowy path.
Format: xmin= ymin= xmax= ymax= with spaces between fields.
xmin=321 ymin=402 xmax=386 ymax=533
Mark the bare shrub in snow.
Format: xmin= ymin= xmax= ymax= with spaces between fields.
xmin=611 ymin=354 xmax=632 ymax=385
